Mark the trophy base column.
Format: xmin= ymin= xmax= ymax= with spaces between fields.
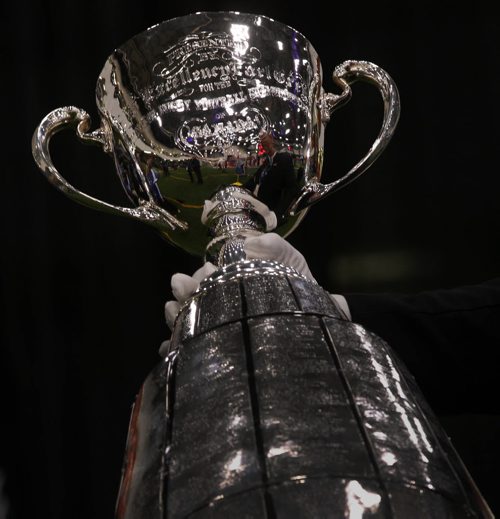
xmin=117 ymin=260 xmax=492 ymax=519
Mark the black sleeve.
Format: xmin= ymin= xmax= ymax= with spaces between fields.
xmin=345 ymin=279 xmax=500 ymax=415
xmin=243 ymin=166 xmax=261 ymax=193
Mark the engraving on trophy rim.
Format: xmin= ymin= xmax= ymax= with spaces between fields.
xmin=135 ymin=33 xmax=312 ymax=157
xmin=142 ymin=65 xmax=310 ymax=109
xmin=146 ymin=83 xmax=309 ymax=122
xmin=141 ymin=30 xmax=311 ymax=106
xmin=103 ymin=27 xmax=316 ymax=161
xmin=152 ymin=31 xmax=262 ymax=79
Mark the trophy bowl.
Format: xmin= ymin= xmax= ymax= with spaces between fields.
xmin=33 ymin=11 xmax=399 ymax=259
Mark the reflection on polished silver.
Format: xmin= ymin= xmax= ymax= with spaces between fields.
xmin=31 ymin=106 xmax=187 ymax=231
xmin=204 ymin=185 xmax=273 ymax=266
xmin=115 ymin=347 xmax=179 ymax=519
xmin=32 ymin=12 xmax=400 ymax=257
xmin=118 ymin=259 xmax=493 ymax=517
xmin=291 ymin=60 xmax=401 ymax=213
xmin=199 ymin=258 xmax=309 ymax=290
xmin=175 ymin=259 xmax=309 ymax=321
xmin=199 ymin=259 xmax=308 ymax=286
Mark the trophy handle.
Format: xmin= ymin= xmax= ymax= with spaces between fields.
xmin=32 ymin=106 xmax=186 ymax=231
xmin=290 ymin=60 xmax=401 ymax=214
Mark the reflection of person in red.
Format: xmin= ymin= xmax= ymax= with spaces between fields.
xmin=244 ymin=132 xmax=299 ymax=224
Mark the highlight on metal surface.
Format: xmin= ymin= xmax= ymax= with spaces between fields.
xmin=116 ymin=260 xmax=493 ymax=518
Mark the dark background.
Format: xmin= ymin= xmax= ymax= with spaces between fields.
xmin=1 ymin=1 xmax=499 ymax=517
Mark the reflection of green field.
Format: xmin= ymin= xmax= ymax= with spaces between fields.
xmin=156 ymin=165 xmax=302 ymax=257
xmin=159 ymin=166 xmax=258 ymax=204
xmin=156 ymin=166 xmax=258 ymax=256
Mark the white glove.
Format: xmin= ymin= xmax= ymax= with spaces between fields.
xmin=244 ymin=233 xmax=351 ymax=320
xmin=244 ymin=233 xmax=316 ymax=282
xmin=164 ymin=261 xmax=217 ymax=330
xmin=159 ymin=234 xmax=351 ymax=357
xmin=159 ymin=262 xmax=217 ymax=357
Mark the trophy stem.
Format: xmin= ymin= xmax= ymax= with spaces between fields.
xmin=203 ymin=186 xmax=271 ymax=267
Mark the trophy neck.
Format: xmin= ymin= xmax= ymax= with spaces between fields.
xmin=204 ymin=186 xmax=269 ymax=266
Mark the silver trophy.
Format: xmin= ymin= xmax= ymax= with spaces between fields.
xmin=33 ymin=12 xmax=492 ymax=518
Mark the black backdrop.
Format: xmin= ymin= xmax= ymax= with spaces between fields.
xmin=2 ymin=2 xmax=500 ymax=518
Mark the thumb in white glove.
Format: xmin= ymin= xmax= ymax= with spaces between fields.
xmin=160 ymin=233 xmax=352 ymax=358
xmin=160 ymin=261 xmax=217 ymax=357
xmin=164 ymin=261 xmax=217 ymax=330
xmin=244 ymin=233 xmax=351 ymax=320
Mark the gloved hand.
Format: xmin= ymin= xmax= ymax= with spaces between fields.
xmin=159 ymin=261 xmax=217 ymax=357
xmin=245 ymin=234 xmax=350 ymax=319
xmin=245 ymin=233 xmax=315 ymax=282
xmin=159 ymin=233 xmax=351 ymax=357
xmin=201 ymin=191 xmax=277 ymax=231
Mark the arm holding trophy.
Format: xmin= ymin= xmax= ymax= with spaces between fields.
xmin=32 ymin=12 xmax=493 ymax=518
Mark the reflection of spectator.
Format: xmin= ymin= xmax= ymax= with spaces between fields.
xmin=235 ymin=158 xmax=245 ymax=176
xmin=145 ymin=155 xmax=164 ymax=202
xmin=297 ymin=166 xmax=305 ymax=185
xmin=160 ymin=159 xmax=170 ymax=177
xmin=244 ymin=132 xmax=299 ymax=223
xmin=188 ymin=158 xmax=203 ymax=184
xmin=186 ymin=161 xmax=194 ymax=182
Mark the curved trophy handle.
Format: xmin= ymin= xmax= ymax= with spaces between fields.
xmin=291 ymin=60 xmax=401 ymax=214
xmin=32 ymin=106 xmax=186 ymax=231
